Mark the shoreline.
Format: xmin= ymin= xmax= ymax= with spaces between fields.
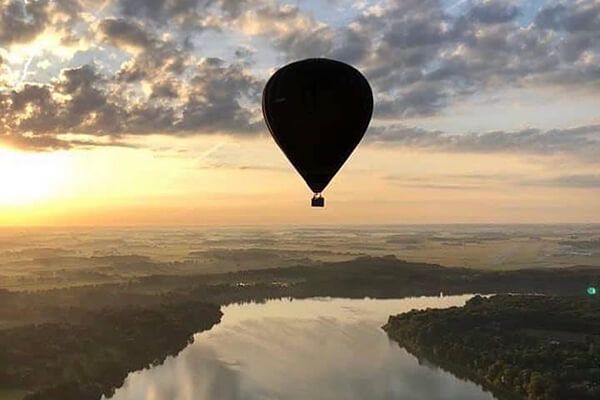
xmin=383 ymin=328 xmax=522 ymax=400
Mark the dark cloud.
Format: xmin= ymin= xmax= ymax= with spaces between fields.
xmin=0 ymin=0 xmax=81 ymax=45
xmin=0 ymin=66 xmax=125 ymax=137
xmin=56 ymin=66 xmax=124 ymax=134
xmin=274 ymin=23 xmax=334 ymax=60
xmin=387 ymin=172 xmax=519 ymax=186
xmin=0 ymin=133 xmax=134 ymax=152
xmin=330 ymin=27 xmax=372 ymax=65
xmin=2 ymin=0 xmax=600 ymax=152
xmin=369 ymin=124 xmax=600 ymax=161
xmin=116 ymin=40 xmax=189 ymax=82
xmin=0 ymin=0 xmax=263 ymax=151
xmin=118 ymin=0 xmax=202 ymax=23
xmin=97 ymin=18 xmax=153 ymax=50
xmin=525 ymin=175 xmax=600 ymax=189
xmin=278 ymin=33 xmax=333 ymax=61
xmin=468 ymin=1 xmax=520 ymax=24
xmin=0 ymin=0 xmax=49 ymax=45
xmin=535 ymin=1 xmax=600 ymax=32
xmin=321 ymin=0 xmax=463 ymax=116
xmin=376 ymin=83 xmax=446 ymax=117
xmin=213 ymin=0 xmax=248 ymax=18
xmin=150 ymin=80 xmax=179 ymax=99
xmin=0 ymin=57 xmax=262 ymax=149
xmin=116 ymin=0 xmax=246 ymax=27
xmin=387 ymin=172 xmax=600 ymax=190
xmin=233 ymin=45 xmax=255 ymax=63
xmin=385 ymin=177 xmax=483 ymax=190
xmin=0 ymin=133 xmax=73 ymax=151
xmin=230 ymin=3 xmax=335 ymax=60
xmin=176 ymin=57 xmax=262 ymax=133
xmin=311 ymin=0 xmax=600 ymax=117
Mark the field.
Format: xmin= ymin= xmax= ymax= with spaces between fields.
xmin=0 ymin=390 xmax=29 ymax=400
xmin=1 ymin=225 xmax=599 ymax=291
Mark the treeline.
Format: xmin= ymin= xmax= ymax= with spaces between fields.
xmin=146 ymin=256 xmax=600 ymax=299
xmin=5 ymin=257 xmax=600 ymax=321
xmin=0 ymin=302 xmax=222 ymax=400
xmin=384 ymin=295 xmax=600 ymax=400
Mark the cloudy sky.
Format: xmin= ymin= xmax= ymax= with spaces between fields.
xmin=0 ymin=0 xmax=598 ymax=225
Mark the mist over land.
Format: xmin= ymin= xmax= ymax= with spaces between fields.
xmin=1 ymin=224 xmax=599 ymax=291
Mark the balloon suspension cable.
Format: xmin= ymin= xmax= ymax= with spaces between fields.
xmin=311 ymin=193 xmax=325 ymax=208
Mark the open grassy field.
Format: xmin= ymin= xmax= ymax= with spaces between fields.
xmin=1 ymin=226 xmax=599 ymax=291
xmin=0 ymin=390 xmax=29 ymax=400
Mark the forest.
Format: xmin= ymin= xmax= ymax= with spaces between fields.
xmin=0 ymin=302 xmax=221 ymax=400
xmin=384 ymin=295 xmax=600 ymax=400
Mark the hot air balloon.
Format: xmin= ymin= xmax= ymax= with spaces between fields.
xmin=262 ymin=58 xmax=373 ymax=207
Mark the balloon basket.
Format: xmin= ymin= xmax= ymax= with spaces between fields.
xmin=311 ymin=194 xmax=325 ymax=208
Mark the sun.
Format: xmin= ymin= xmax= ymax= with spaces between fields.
xmin=0 ymin=148 xmax=71 ymax=206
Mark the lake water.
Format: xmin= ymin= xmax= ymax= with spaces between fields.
xmin=107 ymin=295 xmax=497 ymax=400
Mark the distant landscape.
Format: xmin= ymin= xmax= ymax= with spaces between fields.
xmin=1 ymin=225 xmax=599 ymax=291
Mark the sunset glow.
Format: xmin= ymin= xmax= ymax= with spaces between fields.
xmin=0 ymin=0 xmax=598 ymax=225
xmin=0 ymin=148 xmax=71 ymax=206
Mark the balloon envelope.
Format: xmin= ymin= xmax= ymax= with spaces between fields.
xmin=263 ymin=58 xmax=373 ymax=194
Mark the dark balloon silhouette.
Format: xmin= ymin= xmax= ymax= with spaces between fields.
xmin=263 ymin=58 xmax=373 ymax=207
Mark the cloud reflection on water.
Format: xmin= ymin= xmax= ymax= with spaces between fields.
xmin=107 ymin=296 xmax=496 ymax=400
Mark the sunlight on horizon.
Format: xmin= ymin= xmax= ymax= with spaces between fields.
xmin=0 ymin=0 xmax=599 ymax=226
xmin=0 ymin=148 xmax=73 ymax=206
xmin=0 ymin=140 xmax=598 ymax=226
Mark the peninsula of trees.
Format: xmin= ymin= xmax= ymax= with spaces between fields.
xmin=384 ymin=295 xmax=600 ymax=400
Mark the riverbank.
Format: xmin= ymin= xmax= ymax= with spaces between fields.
xmin=388 ymin=329 xmax=520 ymax=400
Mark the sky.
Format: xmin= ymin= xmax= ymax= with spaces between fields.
xmin=0 ymin=0 xmax=599 ymax=225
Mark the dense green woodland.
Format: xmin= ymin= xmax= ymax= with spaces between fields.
xmin=0 ymin=303 xmax=221 ymax=400
xmin=384 ymin=295 xmax=600 ymax=400
xmin=1 ymin=256 xmax=600 ymax=399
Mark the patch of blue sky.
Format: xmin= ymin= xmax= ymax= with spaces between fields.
xmin=189 ymin=30 xmax=242 ymax=62
xmin=189 ymin=28 xmax=282 ymax=78
xmin=516 ymin=0 xmax=549 ymax=25
xmin=244 ymin=37 xmax=284 ymax=77
xmin=284 ymin=0 xmax=551 ymax=27
xmin=9 ymin=44 xmax=128 ymax=86
xmin=443 ymin=0 xmax=469 ymax=14
xmin=72 ymin=47 xmax=131 ymax=74
xmin=444 ymin=0 xmax=550 ymax=26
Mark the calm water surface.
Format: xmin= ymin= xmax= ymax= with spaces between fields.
xmin=107 ymin=295 xmax=497 ymax=400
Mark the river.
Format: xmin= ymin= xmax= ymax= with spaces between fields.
xmin=106 ymin=295 xmax=497 ymax=400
